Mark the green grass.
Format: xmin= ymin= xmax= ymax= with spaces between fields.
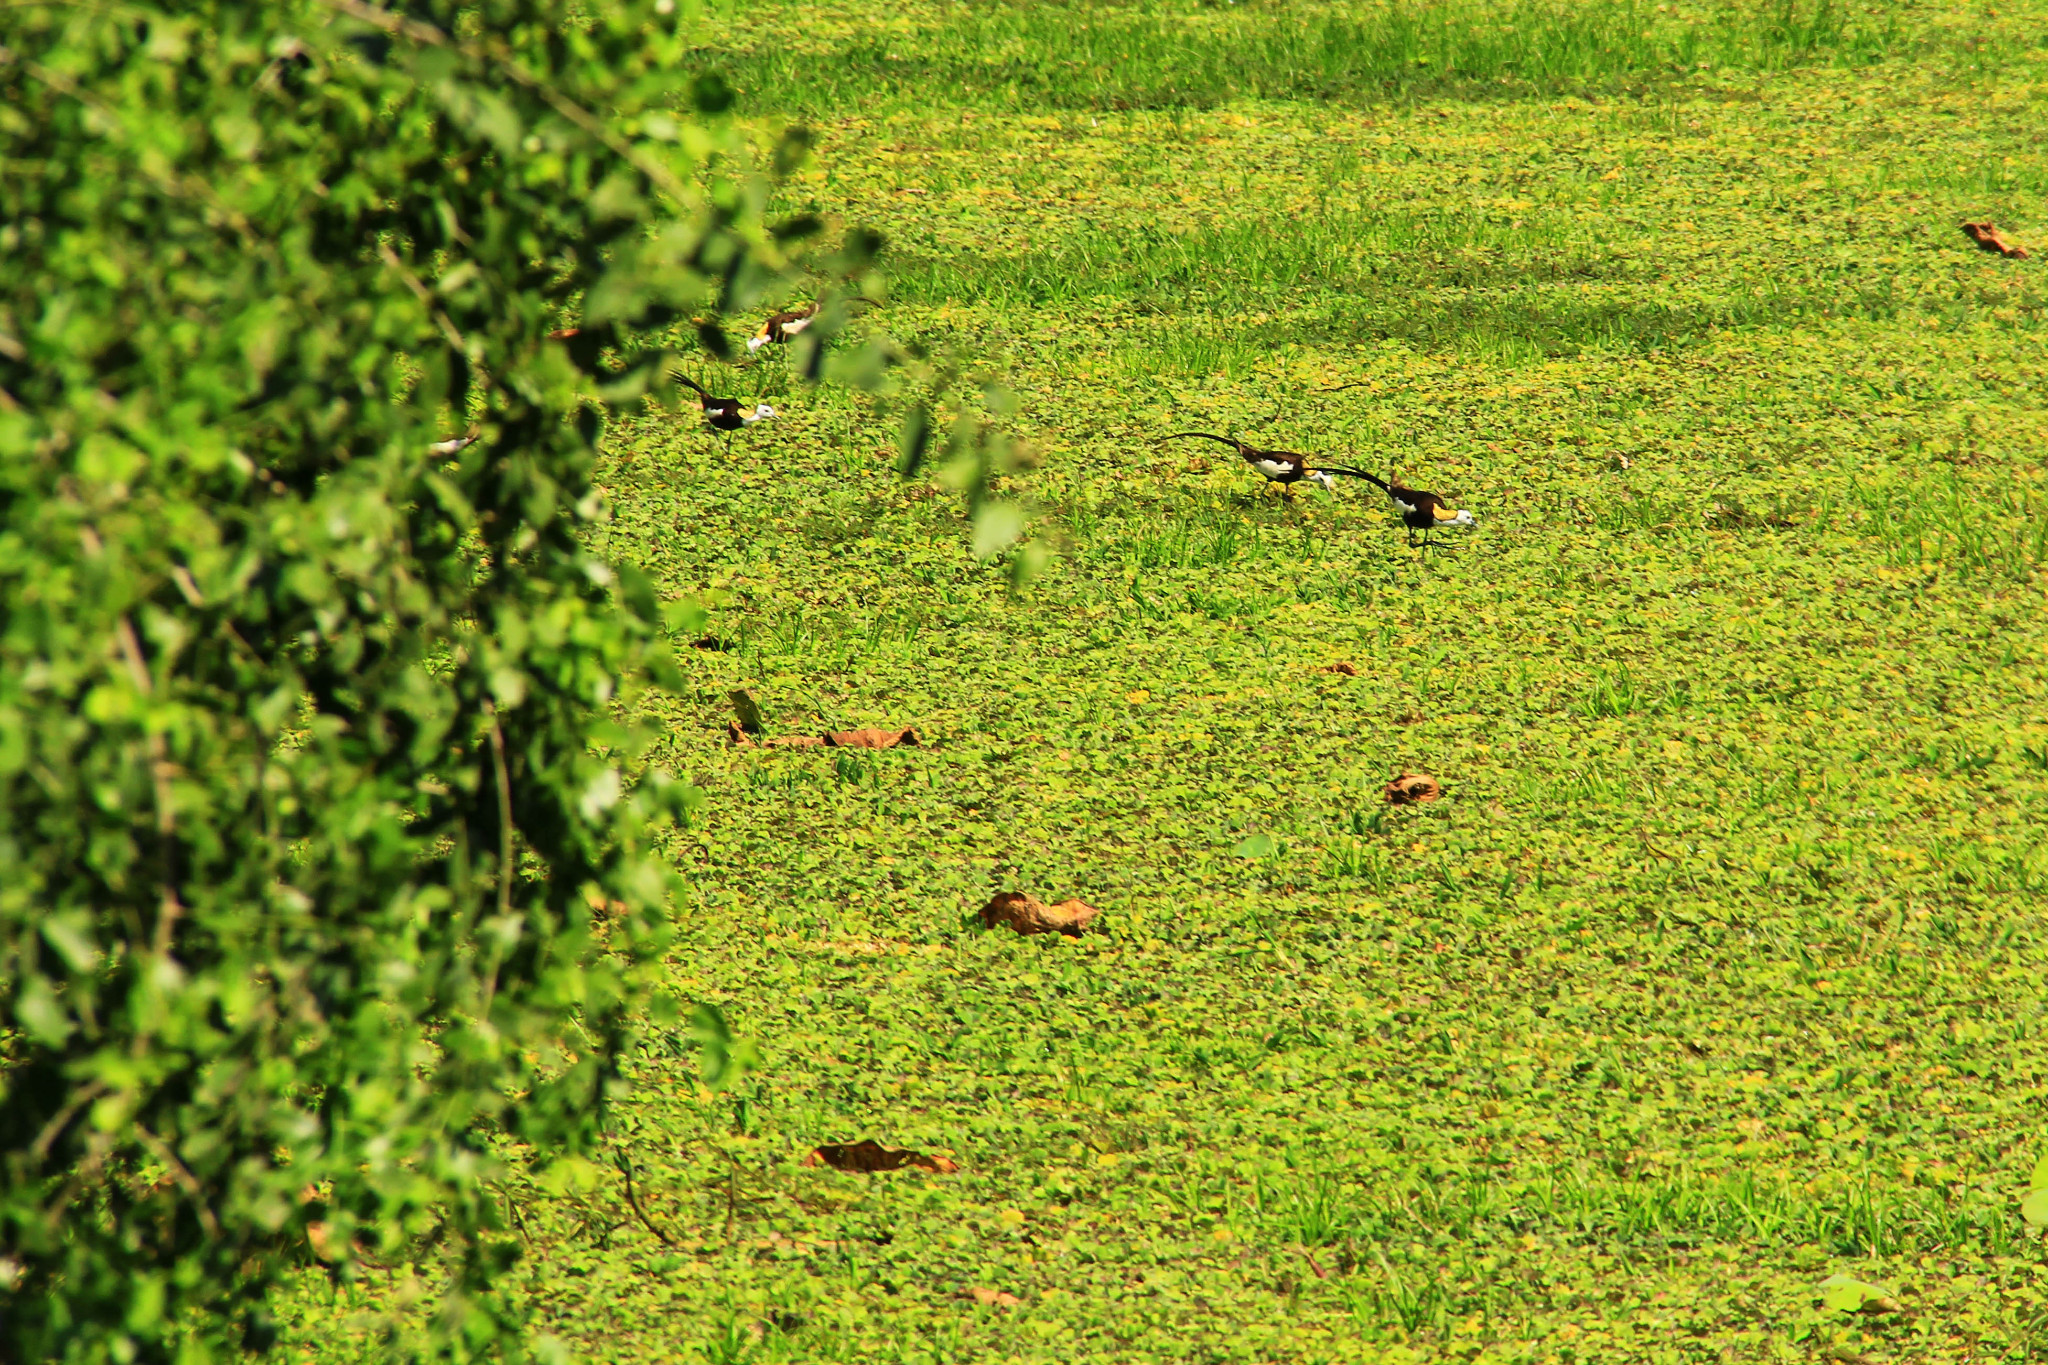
xmin=278 ymin=2 xmax=2048 ymax=1361
xmin=691 ymin=0 xmax=1938 ymax=115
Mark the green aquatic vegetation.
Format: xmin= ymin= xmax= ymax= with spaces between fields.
xmin=269 ymin=0 xmax=2048 ymax=1360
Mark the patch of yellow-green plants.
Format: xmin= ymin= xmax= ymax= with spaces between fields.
xmin=278 ymin=2 xmax=2048 ymax=1361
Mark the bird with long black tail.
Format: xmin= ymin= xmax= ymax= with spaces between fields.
xmin=672 ymin=370 xmax=775 ymax=451
xmin=1349 ymin=467 xmax=1477 ymax=548
xmin=1159 ymin=431 xmax=1374 ymax=497
xmin=747 ymin=297 xmax=881 ymax=354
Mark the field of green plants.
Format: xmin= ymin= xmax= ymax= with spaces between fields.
xmin=281 ymin=2 xmax=2048 ymax=1360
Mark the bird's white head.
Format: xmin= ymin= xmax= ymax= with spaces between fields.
xmin=1449 ymin=508 xmax=1476 ymax=527
xmin=748 ymin=403 xmax=776 ymax=423
xmin=746 ymin=334 xmax=770 ymax=353
xmin=1310 ymin=470 xmax=1336 ymax=489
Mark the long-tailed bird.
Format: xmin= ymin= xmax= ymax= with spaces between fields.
xmin=747 ymin=297 xmax=880 ymax=353
xmin=1351 ymin=468 xmax=1477 ymax=547
xmin=1159 ymin=431 xmax=1373 ymax=497
xmin=673 ymin=371 xmax=774 ymax=448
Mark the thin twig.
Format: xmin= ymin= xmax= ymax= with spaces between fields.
xmin=478 ymin=700 xmax=516 ymax=1012
xmin=613 ymin=1149 xmax=678 ymax=1247
xmin=1638 ymin=829 xmax=1679 ymax=861
xmin=29 ymin=1080 xmax=110 ymax=1162
xmin=115 ymin=615 xmax=187 ymax=960
xmin=133 ymin=1124 xmax=223 ymax=1237
xmin=375 ymin=239 xmax=469 ymax=355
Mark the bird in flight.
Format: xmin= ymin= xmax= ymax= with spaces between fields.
xmin=747 ymin=297 xmax=880 ymax=353
xmin=673 ymin=371 xmax=774 ymax=436
xmin=1350 ymin=469 xmax=1477 ymax=547
xmin=1159 ymin=431 xmax=1373 ymax=497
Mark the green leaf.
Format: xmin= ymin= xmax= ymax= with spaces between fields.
xmin=688 ymin=1003 xmax=757 ymax=1089
xmin=660 ymin=596 xmax=707 ymax=636
xmin=729 ymin=689 xmax=763 ymax=734
xmin=897 ymin=404 xmax=933 ymax=478
xmin=1233 ymin=833 xmax=1277 ymax=858
xmin=39 ymin=912 xmax=100 ymax=974
xmin=2024 ymin=1188 xmax=2048 ymax=1228
xmin=1819 ymin=1274 xmax=1888 ymax=1313
xmin=14 ymin=975 xmax=72 ymax=1045
xmin=970 ymin=501 xmax=1026 ymax=559
xmin=690 ymin=71 xmax=735 ymax=114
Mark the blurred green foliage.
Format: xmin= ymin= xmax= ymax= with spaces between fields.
xmin=0 ymin=0 xmax=816 ymax=1358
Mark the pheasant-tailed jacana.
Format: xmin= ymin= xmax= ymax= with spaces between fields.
xmin=1159 ymin=432 xmax=1373 ymax=497
xmin=673 ymin=371 xmax=774 ymax=450
xmin=747 ymin=297 xmax=880 ymax=353
xmin=1352 ymin=469 xmax=1477 ymax=547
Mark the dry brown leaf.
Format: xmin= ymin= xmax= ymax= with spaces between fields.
xmin=824 ymin=727 xmax=920 ymax=749
xmin=802 ymin=1139 xmax=957 ymax=1174
xmin=1325 ymin=661 xmax=1360 ymax=677
xmin=728 ymin=719 xmax=920 ymax=750
xmin=965 ymin=1287 xmax=1023 ymax=1307
xmin=1961 ymin=220 xmax=2030 ymax=258
xmin=1385 ymin=772 xmax=1443 ymax=805
xmin=305 ymin=1219 xmax=384 ymax=1267
xmin=305 ymin=1221 xmax=341 ymax=1264
xmin=978 ymin=891 xmax=1101 ymax=937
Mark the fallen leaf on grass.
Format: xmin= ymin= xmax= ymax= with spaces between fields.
xmin=978 ymin=891 xmax=1101 ymax=937
xmin=825 ymin=727 xmax=920 ymax=749
xmin=1960 ymin=220 xmax=2030 ymax=258
xmin=1325 ymin=661 xmax=1360 ymax=676
xmin=730 ymin=689 xmax=764 ymax=734
xmin=728 ymin=723 xmax=921 ymax=749
xmin=1385 ymin=772 xmax=1442 ymax=805
xmin=964 ymin=1287 xmax=1023 ymax=1307
xmin=802 ymin=1139 xmax=957 ymax=1174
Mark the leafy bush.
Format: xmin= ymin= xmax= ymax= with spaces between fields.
xmin=0 ymin=1 xmax=817 ymax=1358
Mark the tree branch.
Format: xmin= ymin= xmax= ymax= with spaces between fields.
xmin=613 ymin=1148 xmax=678 ymax=1247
